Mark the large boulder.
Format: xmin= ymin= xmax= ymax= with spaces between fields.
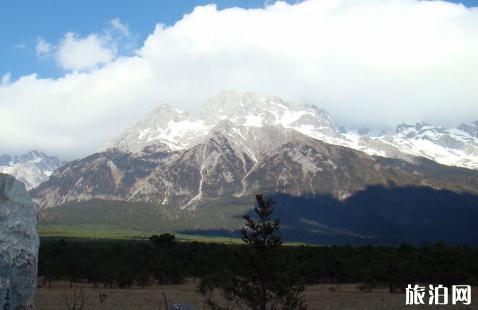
xmin=0 ymin=173 xmax=39 ymax=309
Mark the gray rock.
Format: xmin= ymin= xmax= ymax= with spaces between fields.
xmin=0 ymin=173 xmax=39 ymax=309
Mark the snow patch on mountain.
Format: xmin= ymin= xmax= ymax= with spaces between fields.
xmin=105 ymin=104 xmax=211 ymax=152
xmin=105 ymin=91 xmax=478 ymax=170
xmin=0 ymin=151 xmax=63 ymax=189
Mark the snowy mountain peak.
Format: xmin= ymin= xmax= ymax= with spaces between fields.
xmin=201 ymin=91 xmax=337 ymax=133
xmin=106 ymin=103 xmax=209 ymax=152
xmin=149 ymin=103 xmax=188 ymax=122
xmin=394 ymin=122 xmax=475 ymax=148
xmin=201 ymin=90 xmax=285 ymax=113
xmin=0 ymin=150 xmax=63 ymax=189
xmin=20 ymin=150 xmax=59 ymax=165
xmin=106 ymin=91 xmax=478 ymax=170
xmin=458 ymin=121 xmax=478 ymax=138
xmin=108 ymin=91 xmax=339 ymax=153
xmin=395 ymin=122 xmax=443 ymax=135
xmin=130 ymin=103 xmax=190 ymax=133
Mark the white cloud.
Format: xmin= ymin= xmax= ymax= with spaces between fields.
xmin=51 ymin=18 xmax=132 ymax=72
xmin=109 ymin=18 xmax=130 ymax=37
xmin=56 ymin=33 xmax=115 ymax=71
xmin=1 ymin=0 xmax=478 ymax=159
xmin=35 ymin=38 xmax=51 ymax=56
xmin=1 ymin=73 xmax=11 ymax=85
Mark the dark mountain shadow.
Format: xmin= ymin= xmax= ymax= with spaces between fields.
xmin=182 ymin=185 xmax=478 ymax=246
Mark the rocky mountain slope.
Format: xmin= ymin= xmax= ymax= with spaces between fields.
xmin=32 ymin=91 xmax=478 ymax=211
xmin=0 ymin=151 xmax=62 ymax=190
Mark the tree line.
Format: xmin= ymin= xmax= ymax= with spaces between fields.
xmin=38 ymin=195 xmax=478 ymax=308
xmin=39 ymin=237 xmax=478 ymax=287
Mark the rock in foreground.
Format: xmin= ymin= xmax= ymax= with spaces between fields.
xmin=0 ymin=173 xmax=39 ymax=309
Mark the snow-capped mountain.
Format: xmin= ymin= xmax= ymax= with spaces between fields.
xmin=106 ymin=91 xmax=338 ymax=152
xmin=386 ymin=122 xmax=478 ymax=168
xmin=0 ymin=151 xmax=63 ymax=190
xmin=105 ymin=104 xmax=209 ymax=153
xmin=32 ymin=91 xmax=478 ymax=211
xmin=30 ymin=91 xmax=478 ymax=245
xmin=107 ymin=90 xmax=478 ymax=170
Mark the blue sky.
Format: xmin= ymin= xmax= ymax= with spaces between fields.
xmin=1 ymin=0 xmax=475 ymax=79
xmin=0 ymin=0 xmax=297 ymax=79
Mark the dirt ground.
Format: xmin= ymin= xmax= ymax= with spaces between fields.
xmin=35 ymin=280 xmax=477 ymax=310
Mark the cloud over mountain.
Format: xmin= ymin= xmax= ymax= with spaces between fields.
xmin=1 ymin=0 xmax=477 ymax=159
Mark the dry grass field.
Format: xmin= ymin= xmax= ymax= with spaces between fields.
xmin=35 ymin=280 xmax=477 ymax=310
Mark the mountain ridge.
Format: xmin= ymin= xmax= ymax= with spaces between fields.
xmin=105 ymin=90 xmax=478 ymax=170
xmin=32 ymin=125 xmax=478 ymax=210
xmin=30 ymin=91 xmax=478 ymax=244
xmin=30 ymin=91 xmax=478 ymax=210
xmin=0 ymin=150 xmax=62 ymax=190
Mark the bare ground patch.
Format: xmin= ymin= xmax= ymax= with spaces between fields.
xmin=35 ymin=281 xmax=477 ymax=310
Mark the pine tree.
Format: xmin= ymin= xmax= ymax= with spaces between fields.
xmin=198 ymin=194 xmax=306 ymax=309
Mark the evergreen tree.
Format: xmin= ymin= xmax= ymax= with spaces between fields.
xmin=199 ymin=194 xmax=306 ymax=310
